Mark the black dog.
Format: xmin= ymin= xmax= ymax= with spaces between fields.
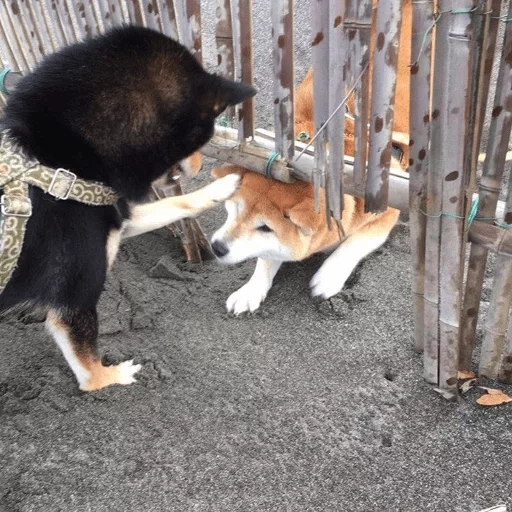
xmin=0 ymin=25 xmax=255 ymax=390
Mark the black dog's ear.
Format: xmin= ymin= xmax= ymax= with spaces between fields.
xmin=218 ymin=76 xmax=257 ymax=106
xmin=200 ymin=75 xmax=257 ymax=117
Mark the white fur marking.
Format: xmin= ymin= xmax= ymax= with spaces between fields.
xmin=310 ymin=232 xmax=390 ymax=299
xmin=122 ymin=174 xmax=240 ymax=238
xmin=115 ymin=360 xmax=142 ymax=385
xmin=45 ymin=317 xmax=90 ymax=386
xmin=226 ymin=258 xmax=282 ymax=314
xmin=106 ymin=229 xmax=121 ymax=270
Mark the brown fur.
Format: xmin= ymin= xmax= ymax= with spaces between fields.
xmin=294 ymin=0 xmax=412 ymax=168
xmin=212 ymin=165 xmax=399 ymax=261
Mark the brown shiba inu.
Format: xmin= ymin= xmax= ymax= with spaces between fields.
xmin=210 ymin=165 xmax=399 ymax=315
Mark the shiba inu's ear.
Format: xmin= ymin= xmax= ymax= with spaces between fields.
xmin=211 ymin=165 xmax=246 ymax=180
xmin=202 ymin=76 xmax=257 ymax=116
xmin=286 ymin=200 xmax=316 ymax=237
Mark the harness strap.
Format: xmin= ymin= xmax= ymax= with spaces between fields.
xmin=0 ymin=131 xmax=120 ymax=294
xmin=23 ymin=166 xmax=120 ymax=206
xmin=0 ymin=180 xmax=30 ymax=291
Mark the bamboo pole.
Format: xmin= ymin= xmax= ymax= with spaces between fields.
xmin=408 ymin=0 xmax=433 ymax=353
xmin=185 ymin=0 xmax=202 ymax=63
xmin=461 ymin=0 xmax=512 ymax=372
xmin=63 ymin=0 xmax=88 ymax=42
xmin=235 ymin=0 xmax=254 ymax=140
xmin=468 ymin=221 xmax=512 ymax=257
xmin=159 ymin=0 xmax=180 ymax=40
xmin=344 ymin=0 xmax=372 ymax=192
xmin=365 ymin=0 xmax=402 ymax=213
xmin=311 ymin=0 xmax=330 ymax=214
xmin=50 ymin=0 xmax=81 ymax=45
xmin=151 ymin=168 xmax=209 ymax=263
xmin=479 ymin=258 xmax=512 ymax=378
xmin=215 ymin=0 xmax=236 ymax=122
xmin=327 ymin=0 xmax=345 ymax=220
xmin=205 ymin=127 xmax=509 ymax=234
xmin=423 ymin=3 xmax=450 ymax=385
xmin=175 ymin=0 xmax=203 ymax=62
xmin=3 ymin=1 xmax=35 ymax=70
xmin=436 ymin=1 xmax=476 ymax=395
xmin=271 ymin=0 xmax=295 ymax=162
xmin=481 ymin=162 xmax=512 ymax=378
xmin=471 ymin=0 xmax=500 ymax=172
xmin=0 ymin=2 xmax=31 ymax=71
xmin=499 ymin=293 xmax=512 ymax=383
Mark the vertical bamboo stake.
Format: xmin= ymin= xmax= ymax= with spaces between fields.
xmin=215 ymin=0 xmax=236 ymax=122
xmin=0 ymin=2 xmax=31 ymax=71
xmin=311 ymin=0 xmax=330 ymax=214
xmin=327 ymin=0 xmax=345 ymax=220
xmin=409 ymin=0 xmax=433 ymax=353
xmin=344 ymin=0 xmax=372 ymax=192
xmin=499 ymin=305 xmax=512 ymax=383
xmin=460 ymin=0 xmax=507 ymax=372
xmin=434 ymin=1 xmax=475 ymax=394
xmin=3 ymin=1 xmax=36 ymax=69
xmin=480 ymin=256 xmax=512 ymax=378
xmin=50 ymin=0 xmax=81 ymax=45
xmin=423 ymin=11 xmax=445 ymax=385
xmin=235 ymin=0 xmax=254 ymax=140
xmin=481 ymin=166 xmax=512 ymax=378
xmin=271 ymin=0 xmax=295 ymax=161
xmin=185 ymin=0 xmax=202 ymax=63
xmin=107 ymin=1 xmax=128 ymax=26
xmin=63 ymin=0 xmax=88 ymax=42
xmin=365 ymin=0 xmax=402 ymax=213
xmin=152 ymin=168 xmax=208 ymax=264
xmin=159 ymin=0 xmax=180 ymax=40
xmin=470 ymin=0 xmax=500 ymax=172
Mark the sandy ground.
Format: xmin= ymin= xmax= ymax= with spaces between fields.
xmin=1 ymin=1 xmax=512 ymax=511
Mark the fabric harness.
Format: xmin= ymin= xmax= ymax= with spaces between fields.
xmin=0 ymin=131 xmax=119 ymax=294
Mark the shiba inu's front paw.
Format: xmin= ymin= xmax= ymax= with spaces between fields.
xmin=79 ymin=359 xmax=142 ymax=391
xmin=226 ymin=282 xmax=268 ymax=315
xmin=310 ymin=264 xmax=350 ymax=300
xmin=207 ymin=173 xmax=241 ymax=203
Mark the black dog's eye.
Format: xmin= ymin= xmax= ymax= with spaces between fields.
xmin=257 ymin=224 xmax=273 ymax=233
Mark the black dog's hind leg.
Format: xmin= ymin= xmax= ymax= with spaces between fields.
xmin=45 ymin=308 xmax=141 ymax=391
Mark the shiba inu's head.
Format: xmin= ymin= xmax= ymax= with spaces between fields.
xmin=210 ymin=165 xmax=324 ymax=264
xmin=3 ymin=25 xmax=255 ymax=200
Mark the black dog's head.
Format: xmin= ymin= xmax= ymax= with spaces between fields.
xmin=2 ymin=25 xmax=256 ymax=200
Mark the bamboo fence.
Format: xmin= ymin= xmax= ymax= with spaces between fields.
xmin=1 ymin=0 xmax=512 ymax=396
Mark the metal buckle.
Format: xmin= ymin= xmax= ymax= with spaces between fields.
xmin=48 ymin=168 xmax=77 ymax=200
xmin=0 ymin=194 xmax=32 ymax=217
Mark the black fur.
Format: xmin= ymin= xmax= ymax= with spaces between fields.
xmin=0 ymin=25 xmax=255 ymax=315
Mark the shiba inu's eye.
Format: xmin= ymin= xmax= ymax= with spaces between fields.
xmin=257 ymin=224 xmax=273 ymax=233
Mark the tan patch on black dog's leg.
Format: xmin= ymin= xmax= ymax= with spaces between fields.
xmin=45 ymin=308 xmax=141 ymax=391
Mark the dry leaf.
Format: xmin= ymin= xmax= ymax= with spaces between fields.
xmin=478 ymin=386 xmax=504 ymax=395
xmin=477 ymin=390 xmax=512 ymax=406
xmin=458 ymin=370 xmax=476 ymax=380
xmin=460 ymin=378 xmax=476 ymax=394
